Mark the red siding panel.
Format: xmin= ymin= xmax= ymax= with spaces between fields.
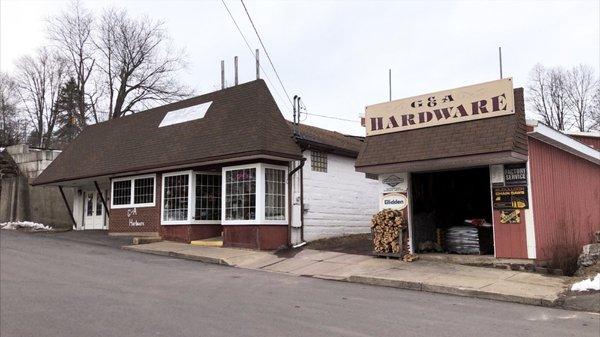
xmin=529 ymin=137 xmax=600 ymax=261
xmin=493 ymin=209 xmax=528 ymax=259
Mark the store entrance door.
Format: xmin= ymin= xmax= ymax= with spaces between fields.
xmin=83 ymin=191 xmax=106 ymax=230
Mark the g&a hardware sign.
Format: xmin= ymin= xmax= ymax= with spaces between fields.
xmin=365 ymin=78 xmax=515 ymax=136
xmin=380 ymin=193 xmax=408 ymax=211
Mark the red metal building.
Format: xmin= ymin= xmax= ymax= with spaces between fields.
xmin=356 ymin=79 xmax=600 ymax=261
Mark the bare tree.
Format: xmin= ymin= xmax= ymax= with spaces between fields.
xmin=95 ymin=8 xmax=191 ymax=119
xmin=528 ymin=64 xmax=570 ymax=131
xmin=565 ymin=64 xmax=599 ymax=132
xmin=47 ymin=0 xmax=96 ymax=125
xmin=590 ymin=86 xmax=600 ymax=131
xmin=14 ymin=48 xmax=68 ymax=148
xmin=0 ymin=72 xmax=27 ymax=146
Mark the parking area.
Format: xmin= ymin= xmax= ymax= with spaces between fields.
xmin=31 ymin=230 xmax=133 ymax=249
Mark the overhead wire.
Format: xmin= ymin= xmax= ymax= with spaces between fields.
xmin=240 ymin=0 xmax=294 ymax=109
xmin=224 ymin=0 xmax=360 ymax=125
xmin=220 ymin=0 xmax=293 ymax=113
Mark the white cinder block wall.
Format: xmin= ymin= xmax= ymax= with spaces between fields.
xmin=301 ymin=150 xmax=379 ymax=241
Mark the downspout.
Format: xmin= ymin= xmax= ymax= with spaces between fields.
xmin=300 ymin=160 xmax=305 ymax=244
xmin=288 ymin=158 xmax=306 ymax=248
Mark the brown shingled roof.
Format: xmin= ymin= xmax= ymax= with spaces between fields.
xmin=356 ymin=88 xmax=528 ymax=169
xmin=34 ymin=80 xmax=302 ymax=185
xmin=288 ymin=122 xmax=364 ymax=157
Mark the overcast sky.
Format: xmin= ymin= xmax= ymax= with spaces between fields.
xmin=1 ymin=0 xmax=599 ymax=135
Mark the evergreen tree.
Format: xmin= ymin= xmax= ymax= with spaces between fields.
xmin=53 ymin=77 xmax=86 ymax=148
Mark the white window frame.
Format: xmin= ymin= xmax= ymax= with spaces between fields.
xmin=161 ymin=170 xmax=223 ymax=225
xmin=110 ymin=174 xmax=156 ymax=209
xmin=161 ymin=170 xmax=193 ymax=225
xmin=221 ymin=163 xmax=288 ymax=226
xmin=191 ymin=171 xmax=222 ymax=225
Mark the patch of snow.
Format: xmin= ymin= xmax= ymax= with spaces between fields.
xmin=158 ymin=102 xmax=212 ymax=127
xmin=0 ymin=221 xmax=52 ymax=231
xmin=571 ymin=273 xmax=600 ymax=292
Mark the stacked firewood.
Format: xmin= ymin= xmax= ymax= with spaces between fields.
xmin=371 ymin=209 xmax=406 ymax=254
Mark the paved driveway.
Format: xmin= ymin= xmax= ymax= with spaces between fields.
xmin=1 ymin=230 xmax=598 ymax=337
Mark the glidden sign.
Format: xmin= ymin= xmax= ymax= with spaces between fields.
xmin=365 ymin=78 xmax=515 ymax=136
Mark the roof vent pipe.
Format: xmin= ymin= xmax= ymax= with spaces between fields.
xmin=255 ymin=49 xmax=260 ymax=80
xmin=234 ymin=56 xmax=239 ymax=85
xmin=221 ymin=60 xmax=225 ymax=89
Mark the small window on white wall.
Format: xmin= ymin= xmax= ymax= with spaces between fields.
xmin=163 ymin=174 xmax=189 ymax=222
xmin=265 ymin=168 xmax=286 ymax=220
xmin=311 ymin=151 xmax=327 ymax=172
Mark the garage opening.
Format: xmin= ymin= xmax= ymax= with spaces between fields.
xmin=411 ymin=167 xmax=494 ymax=255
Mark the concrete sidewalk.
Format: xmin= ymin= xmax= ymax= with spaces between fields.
xmin=123 ymin=241 xmax=569 ymax=308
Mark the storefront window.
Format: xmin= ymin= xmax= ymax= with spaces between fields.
xmin=112 ymin=180 xmax=131 ymax=205
xmin=222 ymin=164 xmax=288 ymax=224
xmin=111 ymin=175 xmax=155 ymax=208
xmin=163 ymin=174 xmax=189 ymax=221
xmin=134 ymin=177 xmax=155 ymax=204
xmin=225 ymin=168 xmax=256 ymax=220
xmin=195 ymin=174 xmax=222 ymax=221
xmin=265 ymin=168 xmax=286 ymax=220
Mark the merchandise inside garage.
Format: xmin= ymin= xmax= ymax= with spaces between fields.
xmin=410 ymin=167 xmax=494 ymax=255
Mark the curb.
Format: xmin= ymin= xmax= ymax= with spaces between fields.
xmin=347 ymin=275 xmax=556 ymax=308
xmin=123 ymin=245 xmax=573 ymax=310
xmin=122 ymin=246 xmax=230 ymax=266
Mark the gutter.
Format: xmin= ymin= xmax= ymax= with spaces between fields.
xmin=287 ymin=158 xmax=306 ymax=248
xmin=526 ymin=120 xmax=600 ymax=165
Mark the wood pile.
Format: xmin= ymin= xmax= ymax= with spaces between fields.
xmin=371 ymin=209 xmax=406 ymax=254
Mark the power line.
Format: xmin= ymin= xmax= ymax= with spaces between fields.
xmin=220 ymin=0 xmax=292 ymax=113
xmin=303 ymin=112 xmax=358 ymax=123
xmin=224 ymin=1 xmax=357 ymax=125
xmin=240 ymin=0 xmax=294 ymax=108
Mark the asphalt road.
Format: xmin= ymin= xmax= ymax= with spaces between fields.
xmin=1 ymin=230 xmax=598 ymax=337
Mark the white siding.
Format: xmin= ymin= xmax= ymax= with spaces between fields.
xmin=300 ymin=151 xmax=379 ymax=241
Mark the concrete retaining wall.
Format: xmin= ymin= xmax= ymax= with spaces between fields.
xmin=0 ymin=145 xmax=73 ymax=229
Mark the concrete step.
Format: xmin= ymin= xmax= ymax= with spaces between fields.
xmin=190 ymin=236 xmax=223 ymax=247
xmin=132 ymin=236 xmax=162 ymax=245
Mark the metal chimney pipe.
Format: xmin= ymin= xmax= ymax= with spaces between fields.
xmin=499 ymin=47 xmax=503 ymax=79
xmin=234 ymin=56 xmax=239 ymax=85
xmin=255 ymin=49 xmax=260 ymax=80
xmin=221 ymin=60 xmax=225 ymax=89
